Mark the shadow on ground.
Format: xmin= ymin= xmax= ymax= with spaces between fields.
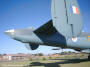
xmin=29 ymin=58 xmax=89 ymax=67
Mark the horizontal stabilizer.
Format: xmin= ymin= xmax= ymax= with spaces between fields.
xmin=34 ymin=20 xmax=56 ymax=36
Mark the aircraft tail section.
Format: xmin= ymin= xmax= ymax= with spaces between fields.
xmin=51 ymin=0 xmax=83 ymax=38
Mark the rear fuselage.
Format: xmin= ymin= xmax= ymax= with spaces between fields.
xmin=5 ymin=29 xmax=90 ymax=51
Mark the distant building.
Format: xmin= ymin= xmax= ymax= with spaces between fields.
xmin=51 ymin=53 xmax=60 ymax=57
xmin=48 ymin=53 xmax=60 ymax=57
xmin=0 ymin=53 xmax=33 ymax=61
xmin=0 ymin=55 xmax=3 ymax=60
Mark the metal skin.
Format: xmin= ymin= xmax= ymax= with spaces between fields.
xmin=5 ymin=0 xmax=90 ymax=58
xmin=5 ymin=22 xmax=67 ymax=49
xmin=5 ymin=21 xmax=90 ymax=52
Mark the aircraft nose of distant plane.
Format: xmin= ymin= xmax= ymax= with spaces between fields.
xmin=5 ymin=29 xmax=15 ymax=35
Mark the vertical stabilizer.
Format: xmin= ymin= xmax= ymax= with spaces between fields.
xmin=51 ymin=0 xmax=83 ymax=38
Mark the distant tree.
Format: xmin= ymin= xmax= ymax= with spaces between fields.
xmin=33 ymin=54 xmax=38 ymax=56
xmin=49 ymin=56 xmax=52 ymax=59
xmin=42 ymin=57 xmax=46 ymax=60
xmin=68 ymin=51 xmax=72 ymax=53
xmin=38 ymin=53 xmax=43 ymax=56
xmin=3 ymin=54 xmax=7 ymax=55
xmin=33 ymin=53 xmax=43 ymax=56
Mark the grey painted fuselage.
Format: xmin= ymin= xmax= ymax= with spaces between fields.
xmin=5 ymin=26 xmax=90 ymax=52
xmin=5 ymin=0 xmax=90 ymax=52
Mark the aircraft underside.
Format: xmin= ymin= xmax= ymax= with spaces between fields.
xmin=5 ymin=0 xmax=90 ymax=60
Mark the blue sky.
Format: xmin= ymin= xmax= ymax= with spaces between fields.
xmin=0 ymin=0 xmax=90 ymax=54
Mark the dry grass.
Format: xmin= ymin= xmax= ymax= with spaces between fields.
xmin=0 ymin=53 xmax=90 ymax=67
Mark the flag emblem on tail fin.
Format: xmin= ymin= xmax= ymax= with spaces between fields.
xmin=71 ymin=6 xmax=79 ymax=15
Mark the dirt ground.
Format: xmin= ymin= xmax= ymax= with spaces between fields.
xmin=0 ymin=54 xmax=90 ymax=67
xmin=29 ymin=58 xmax=90 ymax=67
